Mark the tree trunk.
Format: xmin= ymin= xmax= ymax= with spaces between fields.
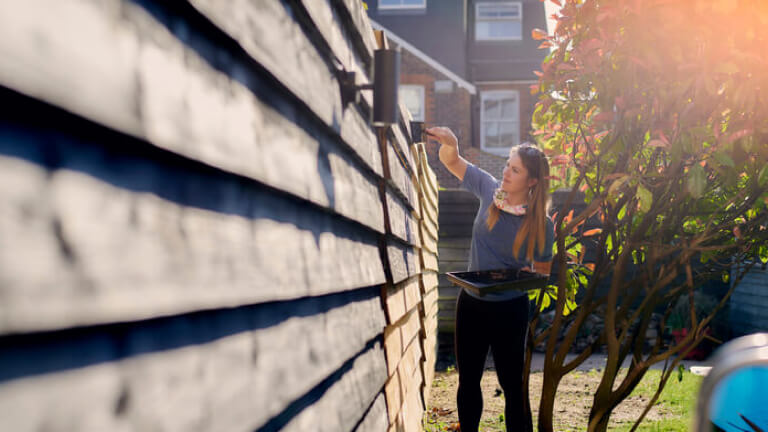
xmin=587 ymin=409 xmax=611 ymax=432
xmin=588 ymin=363 xmax=619 ymax=432
xmin=522 ymin=339 xmax=534 ymax=432
xmin=536 ymin=373 xmax=558 ymax=432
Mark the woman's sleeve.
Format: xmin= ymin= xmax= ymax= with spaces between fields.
xmin=459 ymin=162 xmax=498 ymax=200
xmin=535 ymin=217 xmax=555 ymax=262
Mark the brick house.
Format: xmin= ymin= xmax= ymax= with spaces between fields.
xmin=367 ymin=0 xmax=547 ymax=188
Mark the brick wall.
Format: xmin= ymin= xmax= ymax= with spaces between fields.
xmin=400 ymin=49 xmax=537 ymax=190
xmin=475 ymin=81 xmax=539 ymax=147
xmin=401 ymin=48 xmax=474 ymax=190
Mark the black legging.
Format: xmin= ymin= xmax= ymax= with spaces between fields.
xmin=454 ymin=289 xmax=530 ymax=432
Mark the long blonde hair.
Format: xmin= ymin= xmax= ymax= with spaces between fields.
xmin=485 ymin=143 xmax=551 ymax=263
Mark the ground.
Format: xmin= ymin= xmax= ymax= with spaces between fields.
xmin=423 ymin=366 xmax=702 ymax=431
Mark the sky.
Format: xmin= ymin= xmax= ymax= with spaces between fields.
xmin=544 ymin=1 xmax=563 ymax=36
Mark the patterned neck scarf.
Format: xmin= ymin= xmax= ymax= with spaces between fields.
xmin=493 ymin=187 xmax=527 ymax=216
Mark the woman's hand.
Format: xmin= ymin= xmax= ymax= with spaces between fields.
xmin=425 ymin=126 xmax=458 ymax=149
xmin=427 ymin=126 xmax=467 ymax=181
xmin=522 ymin=261 xmax=552 ymax=276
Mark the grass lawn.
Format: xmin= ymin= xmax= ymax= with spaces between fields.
xmin=609 ymin=369 xmax=702 ymax=432
xmin=424 ymin=367 xmax=703 ymax=431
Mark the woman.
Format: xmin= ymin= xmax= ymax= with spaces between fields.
xmin=426 ymin=126 xmax=554 ymax=432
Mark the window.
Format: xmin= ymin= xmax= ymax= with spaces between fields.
xmin=378 ymin=0 xmax=426 ymax=10
xmin=475 ymin=2 xmax=522 ymax=41
xmin=399 ymin=85 xmax=425 ymax=121
xmin=480 ymin=90 xmax=520 ymax=153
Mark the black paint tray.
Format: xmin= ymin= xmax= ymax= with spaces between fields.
xmin=445 ymin=268 xmax=549 ymax=297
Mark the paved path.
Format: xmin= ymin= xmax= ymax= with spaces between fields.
xmin=482 ymin=352 xmax=707 ymax=372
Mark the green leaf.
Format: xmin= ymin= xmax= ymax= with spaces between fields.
xmin=713 ymin=152 xmax=735 ymax=168
xmin=564 ymin=297 xmax=578 ymax=316
xmin=637 ymin=185 xmax=652 ymax=213
xmin=577 ymin=272 xmax=588 ymax=287
xmin=618 ymin=204 xmax=627 ymax=221
xmin=687 ymin=164 xmax=707 ymax=198
xmin=542 ymin=292 xmax=552 ymax=309
xmin=759 ymin=165 xmax=768 ymax=187
xmin=570 ymin=242 xmax=583 ymax=255
xmin=608 ymin=175 xmax=630 ymax=199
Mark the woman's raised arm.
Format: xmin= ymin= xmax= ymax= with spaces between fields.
xmin=426 ymin=126 xmax=468 ymax=181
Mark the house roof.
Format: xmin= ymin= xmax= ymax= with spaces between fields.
xmin=369 ymin=19 xmax=476 ymax=95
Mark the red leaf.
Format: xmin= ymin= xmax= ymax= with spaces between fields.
xmin=550 ymin=0 xmax=562 ymax=6
xmin=628 ymin=56 xmax=648 ymax=69
xmin=585 ymin=105 xmax=598 ymax=120
xmin=614 ymin=96 xmax=626 ymax=110
xmin=659 ymin=131 xmax=671 ymax=145
xmin=550 ymin=154 xmax=571 ymax=166
xmin=597 ymin=11 xmax=612 ymax=22
xmin=557 ymin=63 xmax=579 ymax=71
xmin=593 ymin=112 xmax=614 ymax=123
xmin=538 ymin=41 xmax=553 ymax=49
xmin=726 ymin=129 xmax=752 ymax=144
xmin=532 ymin=28 xmax=549 ymax=40
xmin=579 ymin=38 xmax=603 ymax=54
xmin=583 ymin=228 xmax=603 ymax=237
xmin=647 ymin=139 xmax=668 ymax=148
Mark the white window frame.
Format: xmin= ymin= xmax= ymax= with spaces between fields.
xmin=378 ymin=0 xmax=427 ymax=11
xmin=399 ymin=84 xmax=425 ymax=121
xmin=475 ymin=1 xmax=523 ymax=41
xmin=480 ymin=90 xmax=520 ymax=155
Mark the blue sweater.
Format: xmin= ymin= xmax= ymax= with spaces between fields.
xmin=459 ymin=163 xmax=554 ymax=301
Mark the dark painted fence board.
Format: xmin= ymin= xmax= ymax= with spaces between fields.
xmin=0 ymin=155 xmax=385 ymax=333
xmin=0 ymin=293 xmax=385 ymax=431
xmin=354 ymin=392 xmax=389 ymax=432
xmin=0 ymin=0 xmax=442 ymax=429
xmin=0 ymin=1 xmax=385 ymax=233
xmin=282 ymin=341 xmax=388 ymax=432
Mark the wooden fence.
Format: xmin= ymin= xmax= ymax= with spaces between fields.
xmin=0 ymin=1 xmax=437 ymax=431
xmin=436 ymin=190 xmax=479 ymax=336
xmin=729 ymin=264 xmax=768 ymax=336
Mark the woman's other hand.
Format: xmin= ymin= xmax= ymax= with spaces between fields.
xmin=522 ymin=262 xmax=552 ymax=276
